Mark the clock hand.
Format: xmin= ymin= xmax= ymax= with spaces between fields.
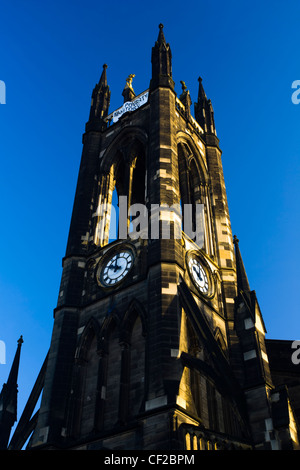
xmin=108 ymin=259 xmax=118 ymax=273
xmin=110 ymin=256 xmax=119 ymax=272
xmin=113 ymin=256 xmax=123 ymax=272
xmin=193 ymin=265 xmax=203 ymax=281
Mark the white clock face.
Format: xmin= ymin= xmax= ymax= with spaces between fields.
xmin=101 ymin=251 xmax=133 ymax=286
xmin=189 ymin=258 xmax=209 ymax=294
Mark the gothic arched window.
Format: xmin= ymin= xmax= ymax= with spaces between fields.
xmin=79 ymin=333 xmax=98 ymax=436
xmin=128 ymin=315 xmax=146 ymax=417
xmin=102 ymin=323 xmax=122 ymax=430
xmin=178 ymin=143 xmax=204 ymax=248
xmin=177 ymin=141 xmax=213 ymax=255
xmin=118 ymin=301 xmax=147 ymax=423
xmin=96 ymin=136 xmax=147 ymax=246
xmin=72 ymin=318 xmax=101 ymax=438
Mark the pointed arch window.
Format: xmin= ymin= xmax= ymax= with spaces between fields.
xmin=72 ymin=319 xmax=101 ymax=438
xmin=177 ymin=142 xmax=213 ymax=255
xmin=79 ymin=333 xmax=98 ymax=436
xmin=69 ymin=301 xmax=147 ymax=438
xmin=102 ymin=323 xmax=122 ymax=430
xmin=95 ymin=138 xmax=147 ymax=246
xmin=128 ymin=315 xmax=146 ymax=417
xmin=108 ymin=186 xmax=119 ymax=243
xmin=118 ymin=301 xmax=146 ymax=423
xmin=128 ymin=143 xmax=147 ymax=240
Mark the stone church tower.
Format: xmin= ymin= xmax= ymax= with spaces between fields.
xmin=4 ymin=25 xmax=300 ymax=451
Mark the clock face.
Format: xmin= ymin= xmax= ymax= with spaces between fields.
xmin=189 ymin=257 xmax=209 ymax=294
xmin=101 ymin=251 xmax=133 ymax=286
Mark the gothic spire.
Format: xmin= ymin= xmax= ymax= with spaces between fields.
xmin=197 ymin=76 xmax=207 ymax=101
xmin=88 ymin=63 xmax=111 ymax=128
xmin=233 ymin=235 xmax=251 ymax=293
xmin=99 ymin=62 xmax=108 ymax=88
xmin=157 ymin=22 xmax=167 ymax=46
xmin=6 ymin=336 xmax=23 ymax=389
xmin=194 ymin=76 xmax=216 ymax=135
xmin=0 ymin=336 xmax=23 ymax=449
xmin=150 ymin=24 xmax=174 ymax=91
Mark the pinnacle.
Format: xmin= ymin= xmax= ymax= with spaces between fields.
xmin=233 ymin=235 xmax=251 ymax=292
xmin=197 ymin=76 xmax=207 ymax=101
xmin=157 ymin=22 xmax=166 ymax=45
xmin=17 ymin=335 xmax=23 ymax=345
xmin=99 ymin=63 xmax=108 ymax=87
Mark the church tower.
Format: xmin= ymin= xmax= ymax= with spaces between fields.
xmin=10 ymin=25 xmax=299 ymax=451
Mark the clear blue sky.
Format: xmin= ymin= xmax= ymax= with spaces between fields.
xmin=0 ymin=0 xmax=299 ymax=430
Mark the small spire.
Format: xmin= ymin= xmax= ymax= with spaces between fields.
xmin=150 ymin=23 xmax=174 ymax=91
xmin=197 ymin=76 xmax=207 ymax=101
xmin=0 ymin=336 xmax=23 ymax=449
xmin=99 ymin=63 xmax=108 ymax=87
xmin=194 ymin=76 xmax=216 ymax=135
xmin=233 ymin=235 xmax=251 ymax=292
xmin=157 ymin=23 xmax=166 ymax=45
xmin=6 ymin=336 xmax=23 ymax=391
xmin=88 ymin=63 xmax=111 ymax=126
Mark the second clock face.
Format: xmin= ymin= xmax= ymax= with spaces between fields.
xmin=101 ymin=251 xmax=133 ymax=286
xmin=189 ymin=257 xmax=209 ymax=294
